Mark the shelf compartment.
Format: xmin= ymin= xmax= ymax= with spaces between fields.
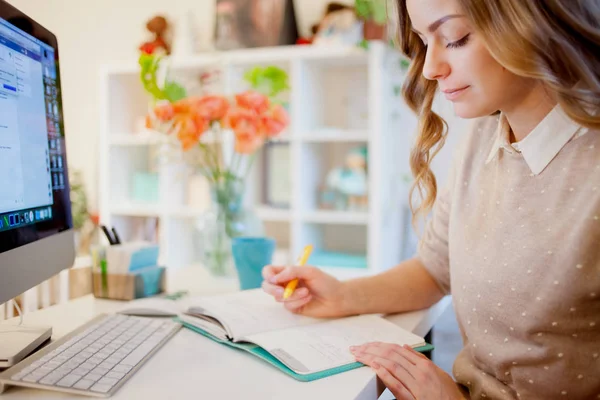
xmin=296 ymin=223 xmax=367 ymax=270
xmin=301 ymin=210 xmax=368 ymax=225
xmin=255 ymin=206 xmax=292 ymax=222
xmin=298 ymin=142 xmax=369 ymax=213
xmin=310 ymin=250 xmax=367 ymax=269
xmin=294 ymin=61 xmax=369 ymax=133
xmin=108 ymin=146 xmax=156 ymax=205
xmin=263 ymin=221 xmax=292 ymax=265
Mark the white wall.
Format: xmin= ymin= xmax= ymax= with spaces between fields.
xmin=7 ymin=0 xmax=463 ymax=211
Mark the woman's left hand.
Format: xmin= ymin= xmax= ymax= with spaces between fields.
xmin=351 ymin=342 xmax=465 ymax=400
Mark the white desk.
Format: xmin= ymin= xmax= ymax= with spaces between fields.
xmin=0 ymin=266 xmax=451 ymax=400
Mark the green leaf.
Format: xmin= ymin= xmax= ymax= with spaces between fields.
xmin=354 ymin=0 xmax=372 ymax=19
xmin=243 ymin=66 xmax=290 ymax=98
xmin=139 ymin=54 xmax=166 ymax=101
xmin=355 ymin=0 xmax=387 ymax=24
xmin=164 ymin=81 xmax=187 ymax=102
xmin=372 ymin=1 xmax=387 ymax=25
xmin=243 ymin=68 xmax=262 ymax=88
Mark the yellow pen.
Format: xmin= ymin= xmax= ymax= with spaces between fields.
xmin=283 ymin=245 xmax=313 ymax=299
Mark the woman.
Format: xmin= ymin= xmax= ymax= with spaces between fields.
xmin=262 ymin=0 xmax=600 ymax=398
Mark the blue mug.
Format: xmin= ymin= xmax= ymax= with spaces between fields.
xmin=232 ymin=237 xmax=276 ymax=290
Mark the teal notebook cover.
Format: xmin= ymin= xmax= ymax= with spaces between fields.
xmin=175 ymin=317 xmax=435 ymax=382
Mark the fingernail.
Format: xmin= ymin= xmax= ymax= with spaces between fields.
xmin=372 ymin=361 xmax=380 ymax=370
xmin=275 ymin=287 xmax=284 ymax=295
xmin=269 ymin=276 xmax=278 ymax=284
xmin=350 ymin=346 xmax=357 ymax=352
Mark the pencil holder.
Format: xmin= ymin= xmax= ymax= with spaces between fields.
xmin=92 ymin=267 xmax=166 ymax=301
xmin=90 ymin=244 xmax=166 ymax=300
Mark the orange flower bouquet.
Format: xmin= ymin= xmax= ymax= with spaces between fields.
xmin=145 ymin=91 xmax=288 ymax=161
xmin=139 ymin=53 xmax=290 ymax=275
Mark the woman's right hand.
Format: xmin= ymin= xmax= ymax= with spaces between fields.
xmin=261 ymin=265 xmax=349 ymax=318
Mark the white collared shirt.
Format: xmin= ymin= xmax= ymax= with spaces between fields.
xmin=485 ymin=105 xmax=588 ymax=175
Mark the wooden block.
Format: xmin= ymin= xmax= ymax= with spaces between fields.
xmin=92 ymin=273 xmax=136 ymax=301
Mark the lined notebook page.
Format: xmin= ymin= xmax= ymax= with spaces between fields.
xmin=245 ymin=315 xmax=425 ymax=374
xmin=186 ymin=289 xmax=323 ymax=340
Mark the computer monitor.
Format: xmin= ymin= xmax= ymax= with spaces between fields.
xmin=0 ymin=0 xmax=74 ymax=306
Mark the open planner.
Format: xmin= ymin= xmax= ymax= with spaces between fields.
xmin=175 ymin=289 xmax=434 ymax=382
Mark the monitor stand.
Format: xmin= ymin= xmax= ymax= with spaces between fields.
xmin=0 ymin=325 xmax=52 ymax=369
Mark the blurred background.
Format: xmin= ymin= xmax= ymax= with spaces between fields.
xmin=6 ymin=0 xmax=464 ymax=377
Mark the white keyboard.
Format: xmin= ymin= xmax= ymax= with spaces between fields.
xmin=0 ymin=314 xmax=180 ymax=397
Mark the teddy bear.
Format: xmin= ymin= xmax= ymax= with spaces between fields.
xmin=139 ymin=15 xmax=171 ymax=55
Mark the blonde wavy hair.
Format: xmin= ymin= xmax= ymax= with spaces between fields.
xmin=395 ymin=0 xmax=600 ymax=224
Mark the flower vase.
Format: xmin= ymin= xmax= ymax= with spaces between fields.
xmin=197 ymin=177 xmax=263 ymax=276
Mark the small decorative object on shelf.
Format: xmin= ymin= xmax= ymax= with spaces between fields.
xmin=312 ymin=3 xmax=363 ymax=47
xmin=214 ymin=0 xmax=299 ymax=50
xmin=322 ymin=145 xmax=369 ymax=211
xmin=354 ymin=0 xmax=387 ymax=42
xmin=139 ymin=52 xmax=290 ymax=276
xmin=139 ymin=15 xmax=172 ymax=56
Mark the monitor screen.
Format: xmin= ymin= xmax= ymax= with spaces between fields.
xmin=0 ymin=12 xmax=71 ymax=253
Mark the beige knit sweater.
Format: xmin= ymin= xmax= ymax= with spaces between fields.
xmin=417 ymin=105 xmax=600 ymax=399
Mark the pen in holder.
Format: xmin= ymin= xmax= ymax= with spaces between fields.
xmin=91 ymin=243 xmax=166 ymax=301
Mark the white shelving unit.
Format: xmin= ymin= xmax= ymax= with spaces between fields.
xmin=99 ymin=43 xmax=418 ymax=279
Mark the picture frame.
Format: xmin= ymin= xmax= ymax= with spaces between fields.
xmin=214 ymin=0 xmax=299 ymax=50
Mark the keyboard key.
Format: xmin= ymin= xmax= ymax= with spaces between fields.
xmin=19 ymin=365 xmax=37 ymax=375
xmin=39 ymin=372 xmax=64 ymax=385
xmin=34 ymin=366 xmax=55 ymax=376
xmin=57 ymin=374 xmax=81 ymax=388
xmin=71 ymin=368 xmax=88 ymax=376
xmin=121 ymin=343 xmax=155 ymax=366
xmin=89 ymin=356 xmax=103 ymax=364
xmin=64 ymin=360 xmax=82 ymax=369
xmin=80 ymin=361 xmax=95 ymax=369
xmin=83 ymin=372 xmax=103 ymax=382
xmin=98 ymin=376 xmax=118 ymax=386
xmin=90 ymin=383 xmax=113 ymax=393
xmin=73 ymin=378 xmax=95 ymax=390
xmin=21 ymin=374 xmax=41 ymax=383
xmin=100 ymin=360 xmax=117 ymax=370
xmin=92 ymin=366 xmax=110 ymax=375
xmin=10 ymin=371 xmax=28 ymax=381
xmin=96 ymin=351 xmax=112 ymax=359
xmin=72 ymin=355 xmax=88 ymax=363
xmin=112 ymin=364 xmax=132 ymax=374
xmin=105 ymin=371 xmax=125 ymax=380
xmin=30 ymin=360 xmax=46 ymax=368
